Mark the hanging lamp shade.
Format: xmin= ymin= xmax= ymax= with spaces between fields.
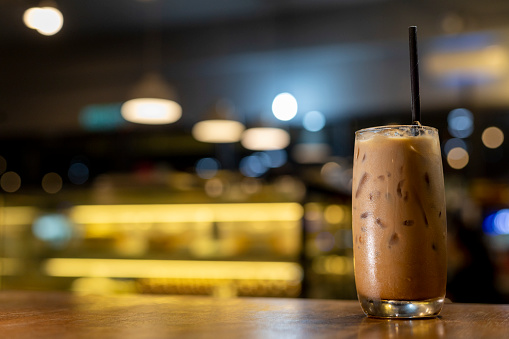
xmin=241 ymin=127 xmax=290 ymax=150
xmin=192 ymin=99 xmax=245 ymax=143
xmin=121 ymin=72 xmax=182 ymax=125
xmin=241 ymin=112 xmax=290 ymax=151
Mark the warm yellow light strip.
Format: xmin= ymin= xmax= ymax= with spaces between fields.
xmin=1 ymin=207 xmax=38 ymax=225
xmin=69 ymin=203 xmax=303 ymax=224
xmin=43 ymin=258 xmax=303 ymax=281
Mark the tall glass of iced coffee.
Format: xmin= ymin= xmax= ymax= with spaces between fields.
xmin=352 ymin=125 xmax=447 ymax=318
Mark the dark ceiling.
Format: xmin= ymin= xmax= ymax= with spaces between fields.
xmin=2 ymin=0 xmax=509 ymax=182
xmin=2 ymin=1 xmax=509 ymax=134
xmin=2 ymin=0 xmax=509 ymax=43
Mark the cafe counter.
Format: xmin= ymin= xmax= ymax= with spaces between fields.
xmin=0 ymin=291 xmax=507 ymax=338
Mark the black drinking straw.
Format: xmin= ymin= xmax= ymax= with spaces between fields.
xmin=409 ymin=26 xmax=421 ymax=124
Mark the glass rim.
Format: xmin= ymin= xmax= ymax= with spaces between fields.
xmin=355 ymin=124 xmax=438 ymax=135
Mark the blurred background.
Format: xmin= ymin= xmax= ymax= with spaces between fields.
xmin=0 ymin=0 xmax=508 ymax=303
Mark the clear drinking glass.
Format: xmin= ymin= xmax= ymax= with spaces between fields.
xmin=352 ymin=125 xmax=447 ymax=318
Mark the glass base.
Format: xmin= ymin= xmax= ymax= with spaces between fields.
xmin=359 ymin=296 xmax=444 ymax=318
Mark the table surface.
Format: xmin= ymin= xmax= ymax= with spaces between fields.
xmin=0 ymin=291 xmax=508 ymax=338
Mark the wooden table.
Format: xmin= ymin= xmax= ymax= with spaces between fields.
xmin=0 ymin=291 xmax=507 ymax=338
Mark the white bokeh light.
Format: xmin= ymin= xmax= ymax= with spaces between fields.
xmin=121 ymin=98 xmax=182 ymax=125
xmin=23 ymin=6 xmax=63 ymax=36
xmin=272 ymin=93 xmax=298 ymax=121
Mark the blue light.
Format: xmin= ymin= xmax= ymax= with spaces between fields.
xmin=303 ymin=111 xmax=326 ymax=132
xmin=443 ymin=138 xmax=468 ymax=155
xmin=264 ymin=149 xmax=287 ymax=168
xmin=431 ymin=32 xmax=497 ymax=52
xmin=253 ymin=152 xmax=271 ymax=168
xmin=80 ymin=103 xmax=125 ymax=131
xmin=239 ymin=155 xmax=268 ymax=177
xmin=32 ymin=214 xmax=72 ymax=248
xmin=451 ymin=115 xmax=472 ymax=131
xmin=196 ymin=157 xmax=220 ymax=179
xmin=494 ymin=210 xmax=509 ymax=235
xmin=447 ymin=108 xmax=474 ymax=138
xmin=68 ymin=163 xmax=89 ymax=185
xmin=482 ymin=212 xmax=496 ymax=235
xmin=483 ymin=210 xmax=509 ymax=235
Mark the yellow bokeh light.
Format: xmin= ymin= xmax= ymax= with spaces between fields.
xmin=482 ymin=126 xmax=504 ymax=149
xmin=324 ymin=204 xmax=344 ymax=224
xmin=447 ymin=147 xmax=469 ymax=169
xmin=204 ymin=178 xmax=224 ymax=197
xmin=311 ymin=255 xmax=353 ymax=275
xmin=42 ymin=172 xmax=63 ymax=194
xmin=43 ymin=258 xmax=303 ymax=282
xmin=304 ymin=202 xmax=322 ymax=221
xmin=70 ymin=203 xmax=303 ymax=224
xmin=1 ymin=171 xmax=21 ymax=193
xmin=425 ymin=44 xmax=509 ymax=80
xmin=240 ymin=177 xmax=262 ymax=195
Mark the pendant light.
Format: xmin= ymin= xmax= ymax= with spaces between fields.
xmin=23 ymin=0 xmax=63 ymax=36
xmin=121 ymin=72 xmax=182 ymax=125
xmin=121 ymin=1 xmax=182 ymax=125
xmin=241 ymin=114 xmax=290 ymax=151
xmin=192 ymin=99 xmax=245 ymax=143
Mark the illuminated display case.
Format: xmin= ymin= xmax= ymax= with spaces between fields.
xmin=0 ymin=172 xmax=305 ymax=297
xmin=0 ymin=170 xmax=356 ymax=299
